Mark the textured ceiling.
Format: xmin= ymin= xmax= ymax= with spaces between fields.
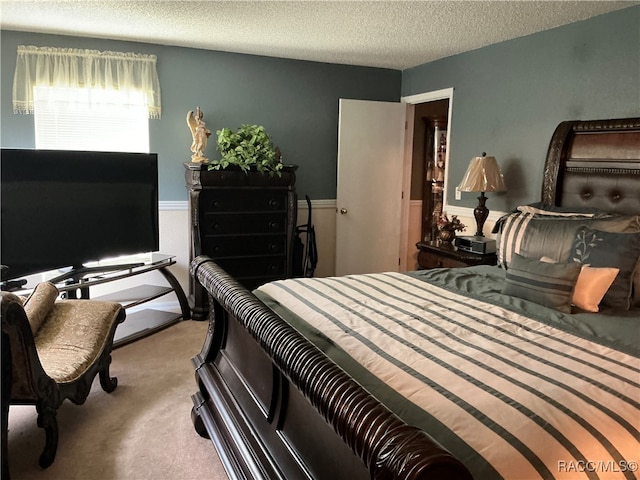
xmin=1 ymin=1 xmax=637 ymax=70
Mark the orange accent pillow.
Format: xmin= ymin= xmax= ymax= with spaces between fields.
xmin=572 ymin=265 xmax=619 ymax=313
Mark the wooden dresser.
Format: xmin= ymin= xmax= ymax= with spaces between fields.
xmin=185 ymin=163 xmax=297 ymax=319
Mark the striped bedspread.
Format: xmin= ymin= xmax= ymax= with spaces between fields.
xmin=257 ymin=271 xmax=639 ymax=480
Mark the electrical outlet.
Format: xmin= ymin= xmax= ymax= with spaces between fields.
xmin=455 ymin=187 xmax=461 ymax=200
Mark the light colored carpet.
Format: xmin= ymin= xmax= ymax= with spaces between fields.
xmin=7 ymin=319 xmax=229 ymax=480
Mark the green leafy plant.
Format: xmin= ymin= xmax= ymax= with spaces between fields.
xmin=208 ymin=124 xmax=283 ymax=175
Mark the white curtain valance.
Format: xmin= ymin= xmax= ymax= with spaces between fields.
xmin=13 ymin=45 xmax=162 ymax=119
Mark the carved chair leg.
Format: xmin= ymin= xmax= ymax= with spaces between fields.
xmin=36 ymin=405 xmax=58 ymax=469
xmin=99 ymin=363 xmax=118 ymax=393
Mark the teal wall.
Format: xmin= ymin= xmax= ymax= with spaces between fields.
xmin=402 ymin=6 xmax=640 ymax=212
xmin=0 ymin=30 xmax=401 ymax=200
xmin=2 ymin=6 xmax=638 ymax=207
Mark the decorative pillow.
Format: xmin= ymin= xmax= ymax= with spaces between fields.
xmin=495 ymin=211 xmax=640 ymax=268
xmin=22 ymin=282 xmax=59 ymax=334
xmin=572 ymin=266 xmax=620 ymax=313
xmin=540 ymin=257 xmax=620 ymax=312
xmin=570 ymin=228 xmax=640 ymax=310
xmin=517 ymin=202 xmax=606 ymax=215
xmin=502 ymin=254 xmax=581 ymax=313
xmin=517 ymin=205 xmax=596 ymax=217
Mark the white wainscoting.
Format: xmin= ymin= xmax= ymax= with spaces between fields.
xmin=86 ymin=199 xmax=337 ymax=311
xmin=296 ymin=199 xmax=337 ymax=278
xmin=154 ymin=199 xmax=339 ymax=293
xmin=96 ymin=200 xmax=504 ymax=309
xmin=407 ymin=200 xmax=423 ymax=271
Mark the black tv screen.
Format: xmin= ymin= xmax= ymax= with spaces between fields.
xmin=1 ymin=149 xmax=159 ymax=280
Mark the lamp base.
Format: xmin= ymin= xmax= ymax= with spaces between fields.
xmin=473 ymin=192 xmax=489 ymax=237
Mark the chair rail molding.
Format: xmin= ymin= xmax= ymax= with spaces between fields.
xmin=159 ymin=201 xmax=188 ymax=211
xmin=159 ymin=199 xmax=337 ymax=211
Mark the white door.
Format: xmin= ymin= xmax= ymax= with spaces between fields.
xmin=335 ymin=99 xmax=408 ymax=276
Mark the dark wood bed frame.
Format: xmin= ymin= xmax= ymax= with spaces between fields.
xmin=190 ymin=117 xmax=640 ymax=480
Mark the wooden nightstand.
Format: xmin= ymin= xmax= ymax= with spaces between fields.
xmin=416 ymin=241 xmax=497 ymax=269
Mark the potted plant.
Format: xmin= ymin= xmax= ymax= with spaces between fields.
xmin=208 ymin=124 xmax=283 ymax=175
xmin=437 ymin=213 xmax=466 ymax=243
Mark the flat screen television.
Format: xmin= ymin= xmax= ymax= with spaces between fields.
xmin=1 ymin=149 xmax=159 ymax=281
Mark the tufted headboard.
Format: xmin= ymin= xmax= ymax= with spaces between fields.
xmin=541 ymin=117 xmax=640 ymax=215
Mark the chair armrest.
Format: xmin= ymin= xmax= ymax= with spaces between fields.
xmin=1 ymin=294 xmax=58 ymax=403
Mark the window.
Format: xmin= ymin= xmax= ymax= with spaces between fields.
xmin=34 ymin=86 xmax=150 ymax=152
xmin=13 ymin=45 xmax=161 ymax=152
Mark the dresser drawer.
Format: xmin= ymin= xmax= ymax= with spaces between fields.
xmin=199 ymin=189 xmax=288 ymax=212
xmin=202 ymin=235 xmax=286 ymax=257
xmin=215 ymin=256 xmax=286 ymax=278
xmin=418 ymin=251 xmax=469 ymax=269
xmin=201 ymin=212 xmax=287 ymax=235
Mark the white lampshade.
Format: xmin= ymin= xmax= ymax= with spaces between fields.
xmin=458 ymin=153 xmax=506 ymax=193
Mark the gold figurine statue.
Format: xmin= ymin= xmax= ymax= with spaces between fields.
xmin=186 ymin=106 xmax=211 ymax=163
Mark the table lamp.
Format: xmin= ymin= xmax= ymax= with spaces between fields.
xmin=457 ymin=152 xmax=506 ymax=237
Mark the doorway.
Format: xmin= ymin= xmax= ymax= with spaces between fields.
xmin=402 ymin=88 xmax=453 ymax=270
xmin=333 ymin=90 xmax=453 ymax=275
xmin=412 ymin=99 xmax=450 ymax=240
xmin=335 ymin=99 xmax=407 ymax=276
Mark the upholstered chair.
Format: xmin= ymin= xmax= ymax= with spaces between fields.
xmin=1 ymin=282 xmax=125 ymax=476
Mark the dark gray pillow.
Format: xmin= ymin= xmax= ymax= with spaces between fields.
xmin=496 ymin=212 xmax=640 ymax=268
xmin=502 ymin=254 xmax=581 ymax=313
xmin=570 ymin=228 xmax=640 ymax=310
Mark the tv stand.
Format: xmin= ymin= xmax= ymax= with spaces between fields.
xmin=15 ymin=254 xmax=190 ymax=347
xmin=49 ymin=262 xmax=146 ymax=287
xmin=0 ymin=278 xmax=27 ymax=292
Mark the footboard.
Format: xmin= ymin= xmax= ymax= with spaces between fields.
xmin=189 ymin=256 xmax=472 ymax=480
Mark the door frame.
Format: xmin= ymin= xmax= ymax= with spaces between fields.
xmin=399 ymin=87 xmax=454 ymax=271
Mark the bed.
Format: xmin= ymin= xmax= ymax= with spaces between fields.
xmin=190 ymin=117 xmax=640 ymax=480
